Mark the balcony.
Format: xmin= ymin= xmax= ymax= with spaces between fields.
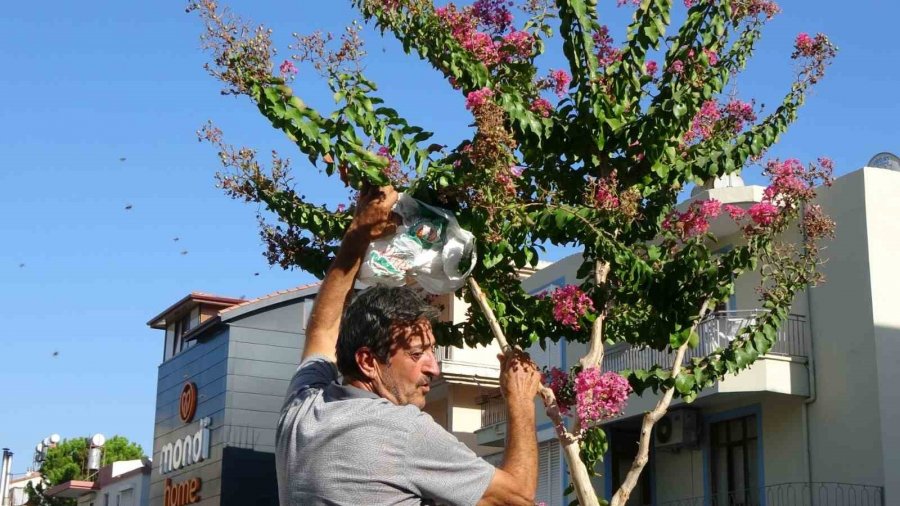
xmin=659 ymin=482 xmax=884 ymax=506
xmin=612 ymin=310 xmax=813 ymax=414
xmin=474 ymin=395 xmax=507 ymax=447
xmin=603 ymin=310 xmax=810 ymax=374
xmin=435 ymin=345 xmax=500 ymax=386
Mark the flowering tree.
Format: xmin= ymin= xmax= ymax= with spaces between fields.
xmin=190 ymin=0 xmax=836 ymax=504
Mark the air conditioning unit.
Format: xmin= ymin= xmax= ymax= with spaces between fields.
xmin=654 ymin=408 xmax=700 ymax=450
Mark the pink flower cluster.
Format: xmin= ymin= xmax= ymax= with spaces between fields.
xmin=683 ymin=99 xmax=757 ymax=144
xmin=574 ymin=368 xmax=632 ymax=427
xmin=763 ymin=158 xmax=814 ymax=202
xmin=465 ymin=87 xmax=495 ymax=111
xmin=550 ymin=285 xmax=595 ymax=331
xmin=723 ymin=99 xmax=757 ymax=133
xmin=645 ymin=60 xmax=659 ymax=77
xmin=592 ymin=26 xmax=621 ymax=68
xmin=594 ymin=172 xmax=620 ymax=211
xmin=471 ymin=0 xmax=514 ymax=34
xmin=530 ymin=98 xmax=553 ymax=117
xmin=279 ymin=59 xmax=298 ymax=76
xmin=617 ymin=0 xmax=640 ymax=6
xmin=550 ymin=69 xmax=571 ymax=98
xmin=376 ymin=146 xmax=403 ymax=181
xmin=747 ymin=201 xmax=778 ymax=226
xmin=684 ymin=100 xmax=721 ymax=143
xmin=792 ymin=32 xmax=833 ymax=59
xmin=733 ymin=0 xmax=780 ymax=19
xmin=669 ymin=60 xmax=685 ymax=76
xmin=663 ymin=199 xmax=722 ymax=239
xmin=436 ymin=2 xmax=534 ymax=67
xmin=703 ymin=48 xmax=719 ymax=66
xmin=542 ymin=366 xmax=574 ymax=415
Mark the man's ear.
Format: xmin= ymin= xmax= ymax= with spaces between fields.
xmin=355 ymin=347 xmax=382 ymax=381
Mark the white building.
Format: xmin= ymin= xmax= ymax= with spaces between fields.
xmin=4 ymin=472 xmax=41 ymax=506
xmin=474 ymin=158 xmax=900 ymax=505
xmin=45 ymin=459 xmax=151 ymax=506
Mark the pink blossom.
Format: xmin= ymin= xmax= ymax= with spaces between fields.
xmin=472 ymin=0 xmax=514 ymax=34
xmin=594 ymin=173 xmax=620 ymax=211
xmin=530 ymin=98 xmax=553 ymax=117
xmin=542 ymin=366 xmax=574 ymax=415
xmin=645 ymin=60 xmax=659 ymax=77
xmin=616 ymin=0 xmax=640 ymax=5
xmin=670 ymin=60 xmax=685 ymax=76
xmin=279 ymin=59 xmax=298 ymax=76
xmin=723 ymin=99 xmax=756 ymax=133
xmin=465 ymin=87 xmax=494 ymax=111
xmin=593 ymin=26 xmax=621 ymax=67
xmin=748 ymin=201 xmax=779 ymax=226
xmin=501 ymin=30 xmax=535 ymax=61
xmin=795 ymin=33 xmax=814 ymax=56
xmin=574 ymin=368 xmax=631 ymax=427
xmin=550 ymin=69 xmax=571 ymax=98
xmin=550 ymin=285 xmax=595 ymax=330
xmin=663 ymin=199 xmax=722 ymax=239
xmin=734 ymin=0 xmax=780 ymax=19
xmin=703 ymin=48 xmax=719 ymax=66
xmin=818 ymin=157 xmax=834 ymax=173
xmin=336 ymin=203 xmax=347 ymax=213
xmin=684 ymin=100 xmax=722 ymax=143
xmin=723 ymin=204 xmax=746 ymax=220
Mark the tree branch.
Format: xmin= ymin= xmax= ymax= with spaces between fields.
xmin=610 ymin=300 xmax=710 ymax=506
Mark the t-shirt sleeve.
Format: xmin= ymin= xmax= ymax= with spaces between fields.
xmin=404 ymin=410 xmax=496 ymax=506
xmin=286 ymin=355 xmax=339 ymax=399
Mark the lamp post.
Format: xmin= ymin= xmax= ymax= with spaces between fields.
xmin=1 ymin=448 xmax=13 ymax=506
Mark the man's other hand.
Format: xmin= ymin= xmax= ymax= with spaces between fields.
xmin=498 ymin=351 xmax=541 ymax=403
xmin=348 ymin=184 xmax=399 ymax=242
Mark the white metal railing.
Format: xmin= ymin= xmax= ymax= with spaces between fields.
xmin=659 ymin=482 xmax=884 ymax=506
xmin=603 ymin=310 xmax=809 ymax=374
xmin=479 ymin=395 xmax=507 ymax=427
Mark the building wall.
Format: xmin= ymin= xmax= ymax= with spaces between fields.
xmin=805 ymin=169 xmax=886 ymax=490
xmin=223 ymin=298 xmax=308 ymax=454
xmin=860 ymin=167 xmax=900 ymax=501
xmin=151 ymin=328 xmax=229 ymax=506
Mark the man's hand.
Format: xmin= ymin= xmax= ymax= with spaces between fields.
xmin=301 ymin=185 xmax=398 ymax=362
xmin=346 ymin=184 xmax=400 ymax=243
xmin=478 ymin=350 xmax=540 ymax=506
xmin=498 ymin=351 xmax=541 ymax=403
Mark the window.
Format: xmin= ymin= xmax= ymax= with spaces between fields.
xmin=610 ymin=431 xmax=652 ymax=506
xmin=117 ymin=488 xmax=134 ymax=506
xmin=710 ymin=414 xmax=760 ymax=506
xmin=535 ymin=440 xmax=562 ymax=506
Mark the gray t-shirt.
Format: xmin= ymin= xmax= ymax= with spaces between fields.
xmin=276 ymin=356 xmax=495 ymax=506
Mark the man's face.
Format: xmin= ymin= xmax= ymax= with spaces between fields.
xmin=377 ymin=319 xmax=441 ymax=409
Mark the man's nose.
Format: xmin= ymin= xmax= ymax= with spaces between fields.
xmin=423 ymin=352 xmax=441 ymax=378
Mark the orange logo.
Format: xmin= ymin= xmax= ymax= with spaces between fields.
xmin=179 ymin=382 xmax=197 ymax=423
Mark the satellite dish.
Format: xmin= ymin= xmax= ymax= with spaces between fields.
xmin=90 ymin=433 xmax=106 ymax=447
xmin=35 ymin=443 xmax=43 ymax=453
xmin=49 ymin=434 xmax=61 ymax=444
xmin=867 ymin=152 xmax=900 ymax=171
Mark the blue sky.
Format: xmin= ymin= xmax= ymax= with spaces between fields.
xmin=1 ymin=0 xmax=897 ymax=474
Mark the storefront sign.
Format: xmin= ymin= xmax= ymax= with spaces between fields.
xmin=160 ymin=417 xmax=210 ymax=474
xmin=164 ymin=477 xmax=201 ymax=506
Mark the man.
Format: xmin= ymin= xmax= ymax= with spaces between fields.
xmin=276 ymin=185 xmax=542 ymax=506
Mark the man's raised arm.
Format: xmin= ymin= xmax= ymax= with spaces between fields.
xmin=301 ymin=185 xmax=398 ymax=362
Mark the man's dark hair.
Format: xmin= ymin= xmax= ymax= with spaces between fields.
xmin=336 ymin=285 xmax=441 ymax=381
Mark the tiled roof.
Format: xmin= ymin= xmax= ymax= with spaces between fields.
xmin=218 ymin=282 xmax=321 ymax=315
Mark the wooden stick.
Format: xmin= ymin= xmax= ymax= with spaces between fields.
xmin=466 ymin=276 xmax=599 ymax=506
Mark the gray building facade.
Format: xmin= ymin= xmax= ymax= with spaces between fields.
xmin=148 ymin=287 xmax=316 ymax=506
